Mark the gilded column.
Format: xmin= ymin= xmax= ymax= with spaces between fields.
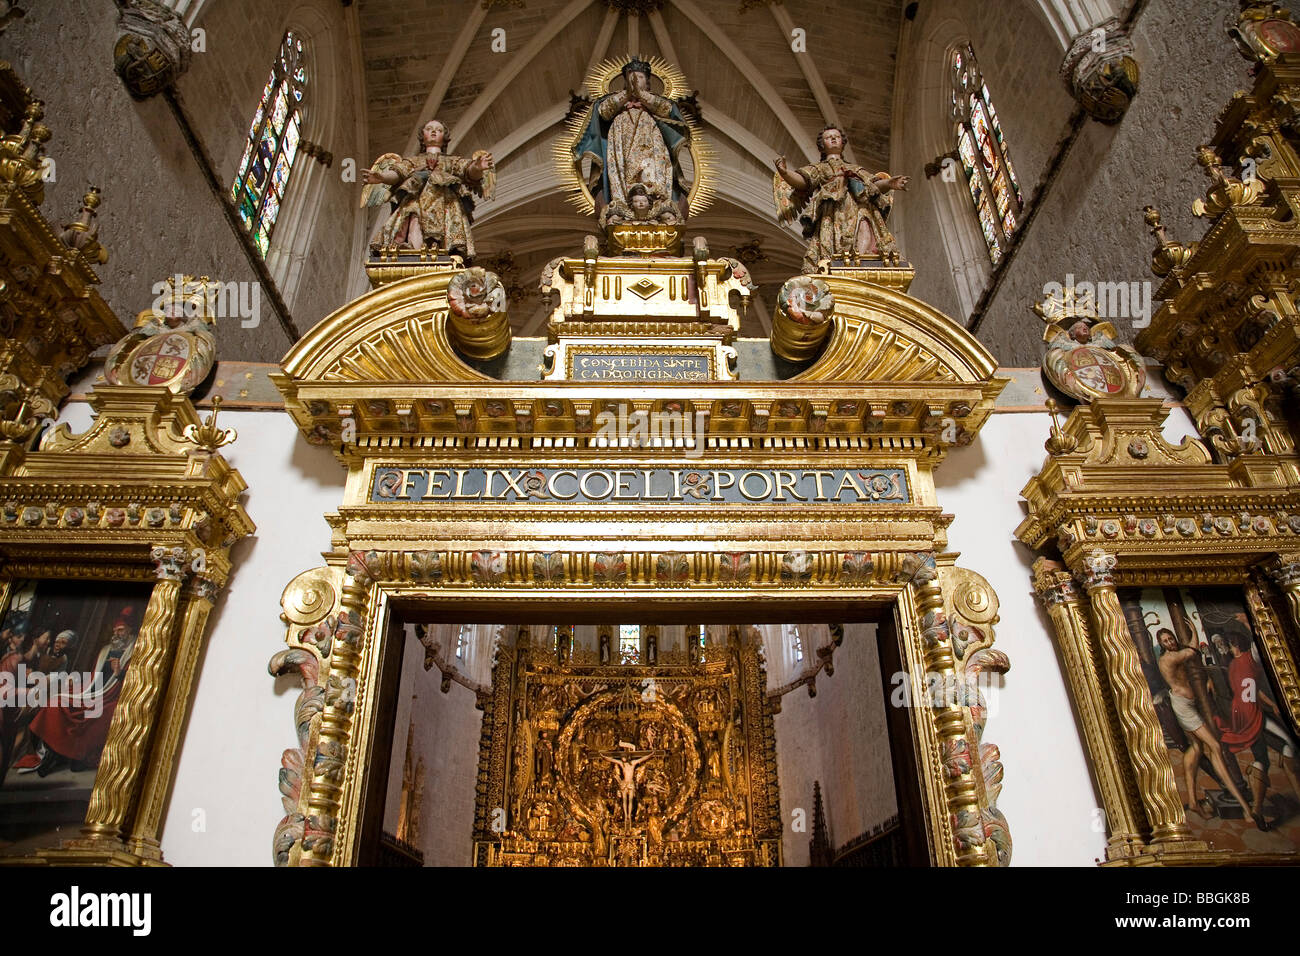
xmin=1031 ymin=558 xmax=1146 ymax=857
xmin=80 ymin=545 xmax=189 ymax=843
xmin=1076 ymin=550 xmax=1191 ymax=844
xmin=299 ymin=554 xmax=373 ymax=866
xmin=909 ymin=555 xmax=989 ymax=866
xmin=127 ymin=574 xmax=220 ymax=859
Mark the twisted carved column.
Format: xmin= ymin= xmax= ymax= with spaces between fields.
xmin=1032 ymin=560 xmax=1146 ymax=856
xmin=81 ymin=546 xmax=189 ymax=843
xmin=127 ymin=574 xmax=220 ymax=859
xmin=1077 ymin=550 xmax=1191 ymax=844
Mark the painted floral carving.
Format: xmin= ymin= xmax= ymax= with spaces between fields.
xmin=472 ymin=550 xmax=506 ymax=584
xmin=777 ymin=275 xmax=833 ymax=325
xmin=592 ymin=551 xmax=627 ymax=585
xmin=347 ymin=549 xmax=386 ymax=584
xmin=407 ymin=550 xmax=442 ymax=582
xmin=682 ymin=471 xmax=712 ymax=498
xmin=780 ymin=550 xmax=812 ymax=583
xmin=533 ymin=551 xmax=566 ymax=585
xmin=719 ymin=552 xmax=752 ymax=583
xmin=655 ymin=552 xmax=690 ymax=584
xmin=840 ymin=551 xmax=873 ymax=583
xmin=267 ymin=646 xmax=326 ymax=865
xmin=447 ymin=267 xmax=507 ymax=323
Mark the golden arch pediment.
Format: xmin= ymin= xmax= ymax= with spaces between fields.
xmin=795 ymin=277 xmax=1000 ymax=385
xmin=280 ymin=271 xmax=493 ymax=384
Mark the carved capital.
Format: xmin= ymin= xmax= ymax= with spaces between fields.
xmin=1032 ymin=557 xmax=1081 ymax=607
xmin=1077 ymin=548 xmax=1118 ymax=591
xmin=1268 ymin=553 xmax=1300 ymax=589
xmin=150 ymin=544 xmax=190 ymax=582
xmin=186 ymin=574 xmax=221 ymax=603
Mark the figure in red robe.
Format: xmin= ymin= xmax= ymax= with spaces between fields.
xmin=27 ymin=609 xmax=136 ymax=775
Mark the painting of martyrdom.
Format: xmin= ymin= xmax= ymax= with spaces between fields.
xmin=1120 ymin=586 xmax=1300 ymax=853
xmin=0 ymin=579 xmax=151 ymax=853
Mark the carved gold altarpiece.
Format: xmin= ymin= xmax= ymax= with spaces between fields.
xmin=270 ymin=228 xmax=1016 ymax=866
xmin=0 ymin=388 xmax=255 ymax=866
xmin=477 ymin=625 xmax=780 ymax=866
xmin=1019 ymin=30 xmax=1300 ymax=865
xmin=0 ymin=65 xmax=256 ymax=866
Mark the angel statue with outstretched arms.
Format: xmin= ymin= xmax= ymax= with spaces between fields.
xmin=361 ymin=119 xmax=495 ymax=259
xmin=774 ymin=125 xmax=908 ymax=271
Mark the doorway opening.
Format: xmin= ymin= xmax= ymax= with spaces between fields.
xmin=359 ymin=604 xmax=930 ymax=866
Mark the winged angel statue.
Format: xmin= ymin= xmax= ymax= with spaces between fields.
xmin=361 ymin=118 xmax=495 ymax=260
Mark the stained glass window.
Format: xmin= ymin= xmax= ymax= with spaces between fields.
xmin=791 ymin=625 xmax=804 ymax=664
xmin=619 ymin=624 xmax=640 ymax=664
xmin=951 ymin=44 xmax=1022 ymax=265
xmin=456 ymin=623 xmax=471 ymax=660
xmin=231 ymin=32 xmax=307 ymax=258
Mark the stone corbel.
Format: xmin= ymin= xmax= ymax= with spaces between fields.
xmin=113 ymin=0 xmax=193 ymax=99
xmin=1060 ymin=17 xmax=1141 ymax=124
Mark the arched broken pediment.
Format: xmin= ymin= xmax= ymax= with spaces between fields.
xmin=795 ymin=273 xmax=1000 ymax=385
xmin=280 ymin=269 xmax=493 ymax=384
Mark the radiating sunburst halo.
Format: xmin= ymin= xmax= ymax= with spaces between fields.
xmin=552 ymin=53 xmax=715 ymax=220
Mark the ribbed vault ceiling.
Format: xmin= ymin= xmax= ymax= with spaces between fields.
xmin=356 ymin=0 xmax=904 ymax=334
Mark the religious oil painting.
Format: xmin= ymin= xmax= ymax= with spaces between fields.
xmin=0 ymin=579 xmax=152 ymax=853
xmin=1120 ymin=586 xmax=1300 ymax=853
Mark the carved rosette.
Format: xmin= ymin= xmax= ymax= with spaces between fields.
xmin=1060 ymin=18 xmax=1140 ymax=124
xmin=446 ymin=268 xmax=511 ymax=361
xmin=771 ymin=276 xmax=835 ymax=363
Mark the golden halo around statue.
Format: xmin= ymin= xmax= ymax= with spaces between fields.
xmin=585 ymin=53 xmax=687 ymax=100
xmin=553 ymin=54 xmax=715 ymax=220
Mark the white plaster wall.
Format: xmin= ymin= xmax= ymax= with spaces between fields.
xmin=774 ymin=622 xmax=897 ymax=866
xmin=381 ymin=626 xmax=483 ymax=867
xmin=935 ymin=406 xmax=1200 ymax=866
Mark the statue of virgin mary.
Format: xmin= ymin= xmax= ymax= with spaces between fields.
xmin=572 ymin=57 xmax=693 ymax=223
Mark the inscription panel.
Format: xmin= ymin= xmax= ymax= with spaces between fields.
xmin=371 ymin=466 xmax=909 ymax=506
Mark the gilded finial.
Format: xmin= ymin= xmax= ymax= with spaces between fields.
xmin=1144 ymin=205 xmax=1194 ymax=277
xmin=0 ymin=95 xmax=50 ymax=204
xmin=1192 ymin=144 xmax=1265 ymax=218
xmin=182 ymin=396 xmax=237 ymax=452
xmin=59 ymin=185 xmax=107 ymax=264
xmin=1044 ymin=399 xmax=1079 ymax=456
